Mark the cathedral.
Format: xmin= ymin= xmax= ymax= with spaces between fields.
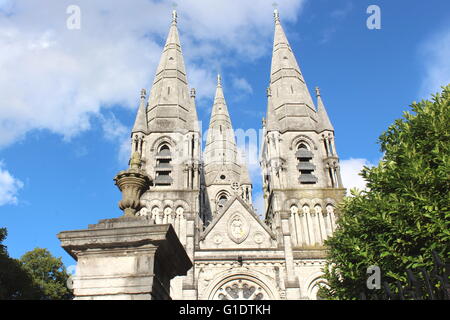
xmin=122 ymin=9 xmax=345 ymax=300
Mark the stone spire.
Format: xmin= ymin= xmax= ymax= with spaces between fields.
xmin=204 ymin=74 xmax=236 ymax=169
xmin=146 ymin=10 xmax=196 ymax=131
xmin=315 ymin=87 xmax=334 ymax=132
xmin=131 ymin=88 xmax=148 ymax=135
xmin=190 ymin=87 xmax=200 ymax=133
xmin=265 ymin=86 xmax=280 ymax=132
xmin=267 ymin=9 xmax=317 ymax=132
xmin=203 ymin=74 xmax=253 ymax=216
xmin=203 ymin=75 xmax=251 ymax=186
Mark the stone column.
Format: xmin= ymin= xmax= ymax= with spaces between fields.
xmin=313 ymin=211 xmax=322 ymax=245
xmin=317 ymin=207 xmax=327 ymax=242
xmin=58 ymin=217 xmax=192 ymax=300
xmin=303 ymin=206 xmax=314 ymax=246
xmin=290 ymin=212 xmax=298 ymax=246
xmin=295 ymin=211 xmax=304 ymax=247
xmin=299 ymin=212 xmax=308 ymax=246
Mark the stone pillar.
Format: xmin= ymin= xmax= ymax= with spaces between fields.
xmin=182 ymin=212 xmax=197 ymax=299
xmin=280 ymin=211 xmax=301 ymax=299
xmin=58 ymin=217 xmax=192 ymax=300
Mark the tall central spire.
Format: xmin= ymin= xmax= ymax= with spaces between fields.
xmin=267 ymin=9 xmax=317 ymax=132
xmin=204 ymin=74 xmax=236 ymax=168
xmin=146 ymin=10 xmax=196 ymax=132
xmin=203 ymin=74 xmax=251 ymax=187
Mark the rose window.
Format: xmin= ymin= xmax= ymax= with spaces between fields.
xmin=214 ymin=279 xmax=266 ymax=300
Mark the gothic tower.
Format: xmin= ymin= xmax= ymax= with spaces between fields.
xmin=122 ymin=9 xmax=345 ymax=301
xmin=201 ymin=75 xmax=253 ymax=223
xmin=130 ymin=10 xmax=201 ymax=299
xmin=260 ymin=10 xmax=345 ymax=298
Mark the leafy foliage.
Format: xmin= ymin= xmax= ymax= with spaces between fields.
xmin=20 ymin=248 xmax=73 ymax=300
xmin=319 ymin=85 xmax=450 ymax=299
xmin=0 ymin=228 xmax=40 ymax=299
xmin=0 ymin=228 xmax=73 ymax=300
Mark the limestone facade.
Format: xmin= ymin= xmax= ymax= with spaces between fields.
xmin=101 ymin=10 xmax=345 ymax=300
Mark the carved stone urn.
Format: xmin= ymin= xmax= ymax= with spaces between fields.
xmin=113 ymin=152 xmax=151 ymax=217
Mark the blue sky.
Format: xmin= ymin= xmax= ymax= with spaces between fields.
xmin=0 ymin=0 xmax=449 ymax=268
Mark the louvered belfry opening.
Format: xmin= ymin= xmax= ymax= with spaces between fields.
xmin=296 ymin=144 xmax=317 ymax=184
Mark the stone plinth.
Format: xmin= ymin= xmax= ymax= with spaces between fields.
xmin=57 ymin=217 xmax=192 ymax=300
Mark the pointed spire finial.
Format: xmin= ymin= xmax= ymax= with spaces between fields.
xmin=315 ymin=86 xmax=321 ymax=97
xmin=140 ymin=88 xmax=146 ymax=100
xmin=217 ymin=74 xmax=222 ymax=87
xmin=273 ymin=2 xmax=280 ymax=22
xmin=172 ymin=9 xmax=177 ymax=24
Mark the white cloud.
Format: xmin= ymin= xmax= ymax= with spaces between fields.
xmin=118 ymin=138 xmax=132 ymax=168
xmin=319 ymin=2 xmax=352 ymax=44
xmin=232 ymin=77 xmax=253 ymax=95
xmin=330 ymin=2 xmax=353 ymax=19
xmin=0 ymin=161 xmax=23 ymax=206
xmin=419 ymin=26 xmax=450 ymax=99
xmin=99 ymin=113 xmax=128 ymax=142
xmin=0 ymin=0 xmax=306 ymax=149
xmin=98 ymin=113 xmax=131 ymax=166
xmin=340 ymin=158 xmax=374 ymax=194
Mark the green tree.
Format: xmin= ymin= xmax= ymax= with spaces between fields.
xmin=0 ymin=228 xmax=40 ymax=299
xmin=20 ymin=248 xmax=73 ymax=300
xmin=320 ymin=85 xmax=450 ymax=299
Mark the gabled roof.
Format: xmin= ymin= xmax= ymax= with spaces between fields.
xmin=200 ymin=195 xmax=276 ymax=241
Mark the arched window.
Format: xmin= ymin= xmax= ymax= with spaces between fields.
xmin=216 ymin=192 xmax=229 ymax=213
xmin=155 ymin=144 xmax=173 ymax=186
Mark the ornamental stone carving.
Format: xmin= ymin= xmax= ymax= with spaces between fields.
xmin=302 ymin=205 xmax=310 ymax=216
xmin=290 ymin=205 xmax=298 ymax=215
xmin=212 ymin=232 xmax=223 ymax=245
xmin=253 ymin=232 xmax=264 ymax=244
xmin=113 ymin=152 xmax=151 ymax=217
xmin=213 ymin=279 xmax=266 ymax=300
xmin=176 ymin=206 xmax=184 ymax=218
xmin=314 ymin=205 xmax=322 ymax=215
xmin=227 ymin=214 xmax=249 ymax=244
xmin=138 ymin=207 xmax=149 ymax=217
